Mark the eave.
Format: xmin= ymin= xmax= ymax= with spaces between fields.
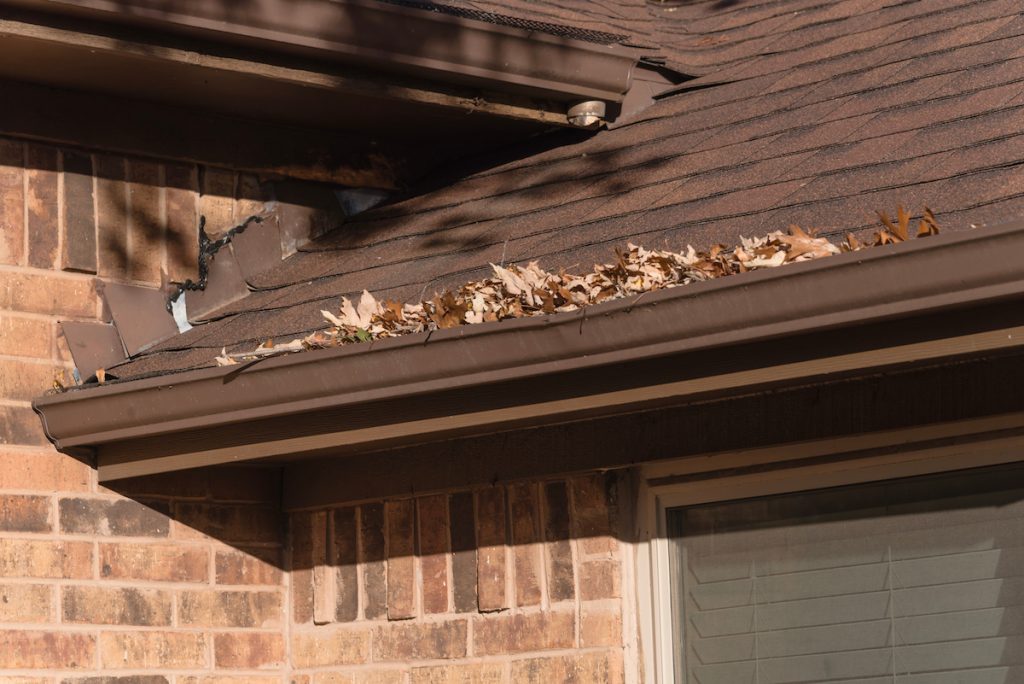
xmin=2 ymin=0 xmax=645 ymax=123
xmin=0 ymin=0 xmax=665 ymax=185
xmin=33 ymin=219 xmax=1024 ymax=482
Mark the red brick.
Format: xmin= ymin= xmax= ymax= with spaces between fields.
xmin=216 ymin=547 xmax=282 ymax=585
xmin=372 ymin=620 xmax=467 ymax=661
xmin=178 ymin=589 xmax=282 ymax=628
xmin=55 ymin=324 xmax=74 ymax=365
xmin=0 ymin=630 xmax=94 ymax=668
xmin=60 ymin=497 xmax=169 ymax=537
xmin=410 ymin=663 xmax=504 ymax=684
xmin=0 ymin=494 xmax=51 ymax=532
xmin=174 ymin=502 xmax=279 ymax=543
xmin=291 ymin=628 xmax=369 ymax=668
xmin=0 ymin=315 xmax=52 ymax=359
xmin=0 ymin=405 xmax=49 ymax=446
xmin=181 ymin=678 xmax=279 ymax=684
xmin=360 ymin=503 xmax=387 ymax=620
xmin=0 ymin=358 xmax=67 ymax=401
xmin=201 ymin=168 xmax=236 ymax=236
xmin=310 ymin=673 xmax=354 ymax=684
xmin=25 ymin=144 xmax=59 ymax=270
xmin=0 ymin=138 xmax=25 ymax=266
xmin=449 ymin=492 xmax=476 ymax=614
xmin=509 ymin=650 xmax=624 ymax=684
xmin=386 ymin=498 xmax=416 ymax=620
xmin=580 ymin=533 xmax=617 ymax=556
xmin=63 ymin=586 xmax=173 ymax=626
xmin=543 ymin=481 xmax=575 ymax=602
xmin=473 ymin=611 xmax=574 ymax=655
xmin=351 ymin=672 xmax=405 ymax=684
xmin=581 ymin=607 xmax=622 ymax=648
xmin=235 ymin=173 xmax=268 ymax=220
xmin=62 ymin=676 xmax=169 ymax=684
xmin=62 ymin=150 xmax=97 ymax=274
xmin=214 ymin=632 xmax=284 ymax=669
xmin=0 ymin=447 xmax=91 ymax=491
xmin=332 ymin=506 xmax=359 ymax=622
xmin=579 ymin=560 xmax=621 ymax=600
xmin=475 ymin=487 xmax=508 ymax=612
xmin=126 ymin=159 xmax=163 ymax=283
xmin=310 ymin=510 xmax=331 ymax=625
xmin=100 ymin=542 xmax=208 ymax=582
xmin=291 ymin=511 xmax=315 ymax=624
xmin=418 ymin=494 xmax=449 ymax=614
xmin=164 ymin=163 xmax=198 ymax=284
xmin=0 ymin=270 xmax=97 ymax=317
xmin=0 ymin=539 xmax=92 ymax=578
xmin=95 ymin=154 xmax=128 ymax=279
xmin=571 ymin=473 xmax=614 ymax=522
xmin=509 ymin=483 xmax=542 ymax=607
xmin=0 ymin=584 xmax=51 ymax=622
xmin=99 ymin=631 xmax=206 ymax=669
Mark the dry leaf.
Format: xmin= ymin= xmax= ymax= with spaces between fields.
xmin=215 ymin=348 xmax=238 ymax=366
xmin=918 ymin=207 xmax=940 ymax=237
xmin=219 ymin=207 xmax=949 ymax=365
xmin=322 ymin=309 xmax=346 ymax=327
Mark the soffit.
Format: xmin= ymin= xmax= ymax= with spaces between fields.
xmin=32 ymin=221 xmax=1024 ymax=480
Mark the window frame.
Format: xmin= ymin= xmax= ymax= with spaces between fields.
xmin=634 ymin=413 xmax=1024 ymax=684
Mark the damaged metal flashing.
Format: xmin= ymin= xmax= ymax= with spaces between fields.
xmin=59 ymin=321 xmax=127 ymax=382
xmin=73 ymin=179 xmax=359 ymax=380
xmin=168 ymin=215 xmax=265 ymax=323
xmin=33 ymin=220 xmax=1024 ymax=481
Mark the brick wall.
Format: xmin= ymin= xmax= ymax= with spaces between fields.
xmin=0 ymin=459 xmax=286 ymax=683
xmin=0 ymin=134 xmax=274 ymax=446
xmin=0 ymin=132 xmax=639 ymax=682
xmin=0 ymin=134 xmax=288 ymax=683
xmin=288 ymin=472 xmax=632 ymax=683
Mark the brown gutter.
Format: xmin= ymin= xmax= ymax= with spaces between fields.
xmin=9 ymin=0 xmax=643 ymax=104
xmin=33 ymin=219 xmax=1024 ymax=480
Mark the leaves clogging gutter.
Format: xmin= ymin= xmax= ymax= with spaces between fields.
xmin=31 ymin=212 xmax=1024 ymax=480
xmin=217 ymin=207 xmax=941 ymax=365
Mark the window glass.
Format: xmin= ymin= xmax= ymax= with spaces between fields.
xmin=667 ymin=463 xmax=1024 ymax=683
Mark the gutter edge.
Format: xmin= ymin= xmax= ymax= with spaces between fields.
xmin=33 ymin=219 xmax=1024 ymax=456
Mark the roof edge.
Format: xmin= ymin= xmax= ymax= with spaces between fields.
xmin=33 ymin=219 xmax=1024 ymax=478
xmin=9 ymin=0 xmax=647 ymax=108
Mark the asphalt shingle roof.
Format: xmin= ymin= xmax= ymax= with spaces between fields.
xmin=110 ymin=0 xmax=1024 ymax=380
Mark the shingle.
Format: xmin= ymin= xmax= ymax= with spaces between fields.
xmin=108 ymin=0 xmax=1024 ymax=380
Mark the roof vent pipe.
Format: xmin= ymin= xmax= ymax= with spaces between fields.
xmin=567 ymin=100 xmax=606 ymax=128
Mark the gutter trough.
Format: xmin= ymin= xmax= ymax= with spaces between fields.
xmin=33 ymin=220 xmax=1024 ymax=480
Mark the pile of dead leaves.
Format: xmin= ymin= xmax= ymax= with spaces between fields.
xmin=215 ymin=207 xmax=940 ymax=365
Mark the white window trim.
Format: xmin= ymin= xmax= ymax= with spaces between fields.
xmin=634 ymin=414 xmax=1024 ymax=684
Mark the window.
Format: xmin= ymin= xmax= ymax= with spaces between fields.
xmin=662 ymin=463 xmax=1024 ymax=682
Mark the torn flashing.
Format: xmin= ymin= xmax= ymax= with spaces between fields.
xmin=165 ymin=213 xmax=265 ymax=312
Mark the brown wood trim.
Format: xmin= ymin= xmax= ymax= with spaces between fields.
xmin=31 ymin=220 xmax=1024 ymax=482
xmin=0 ymin=78 xmax=400 ymax=187
xmin=644 ymin=411 xmax=1024 ymax=482
xmin=0 ymin=18 xmax=572 ymax=125
xmin=96 ymin=322 xmax=1024 ymax=481
xmin=280 ymin=351 xmax=1024 ymax=509
xmin=10 ymin=0 xmax=642 ymax=101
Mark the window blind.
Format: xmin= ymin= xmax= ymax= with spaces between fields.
xmin=668 ymin=463 xmax=1024 ymax=683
